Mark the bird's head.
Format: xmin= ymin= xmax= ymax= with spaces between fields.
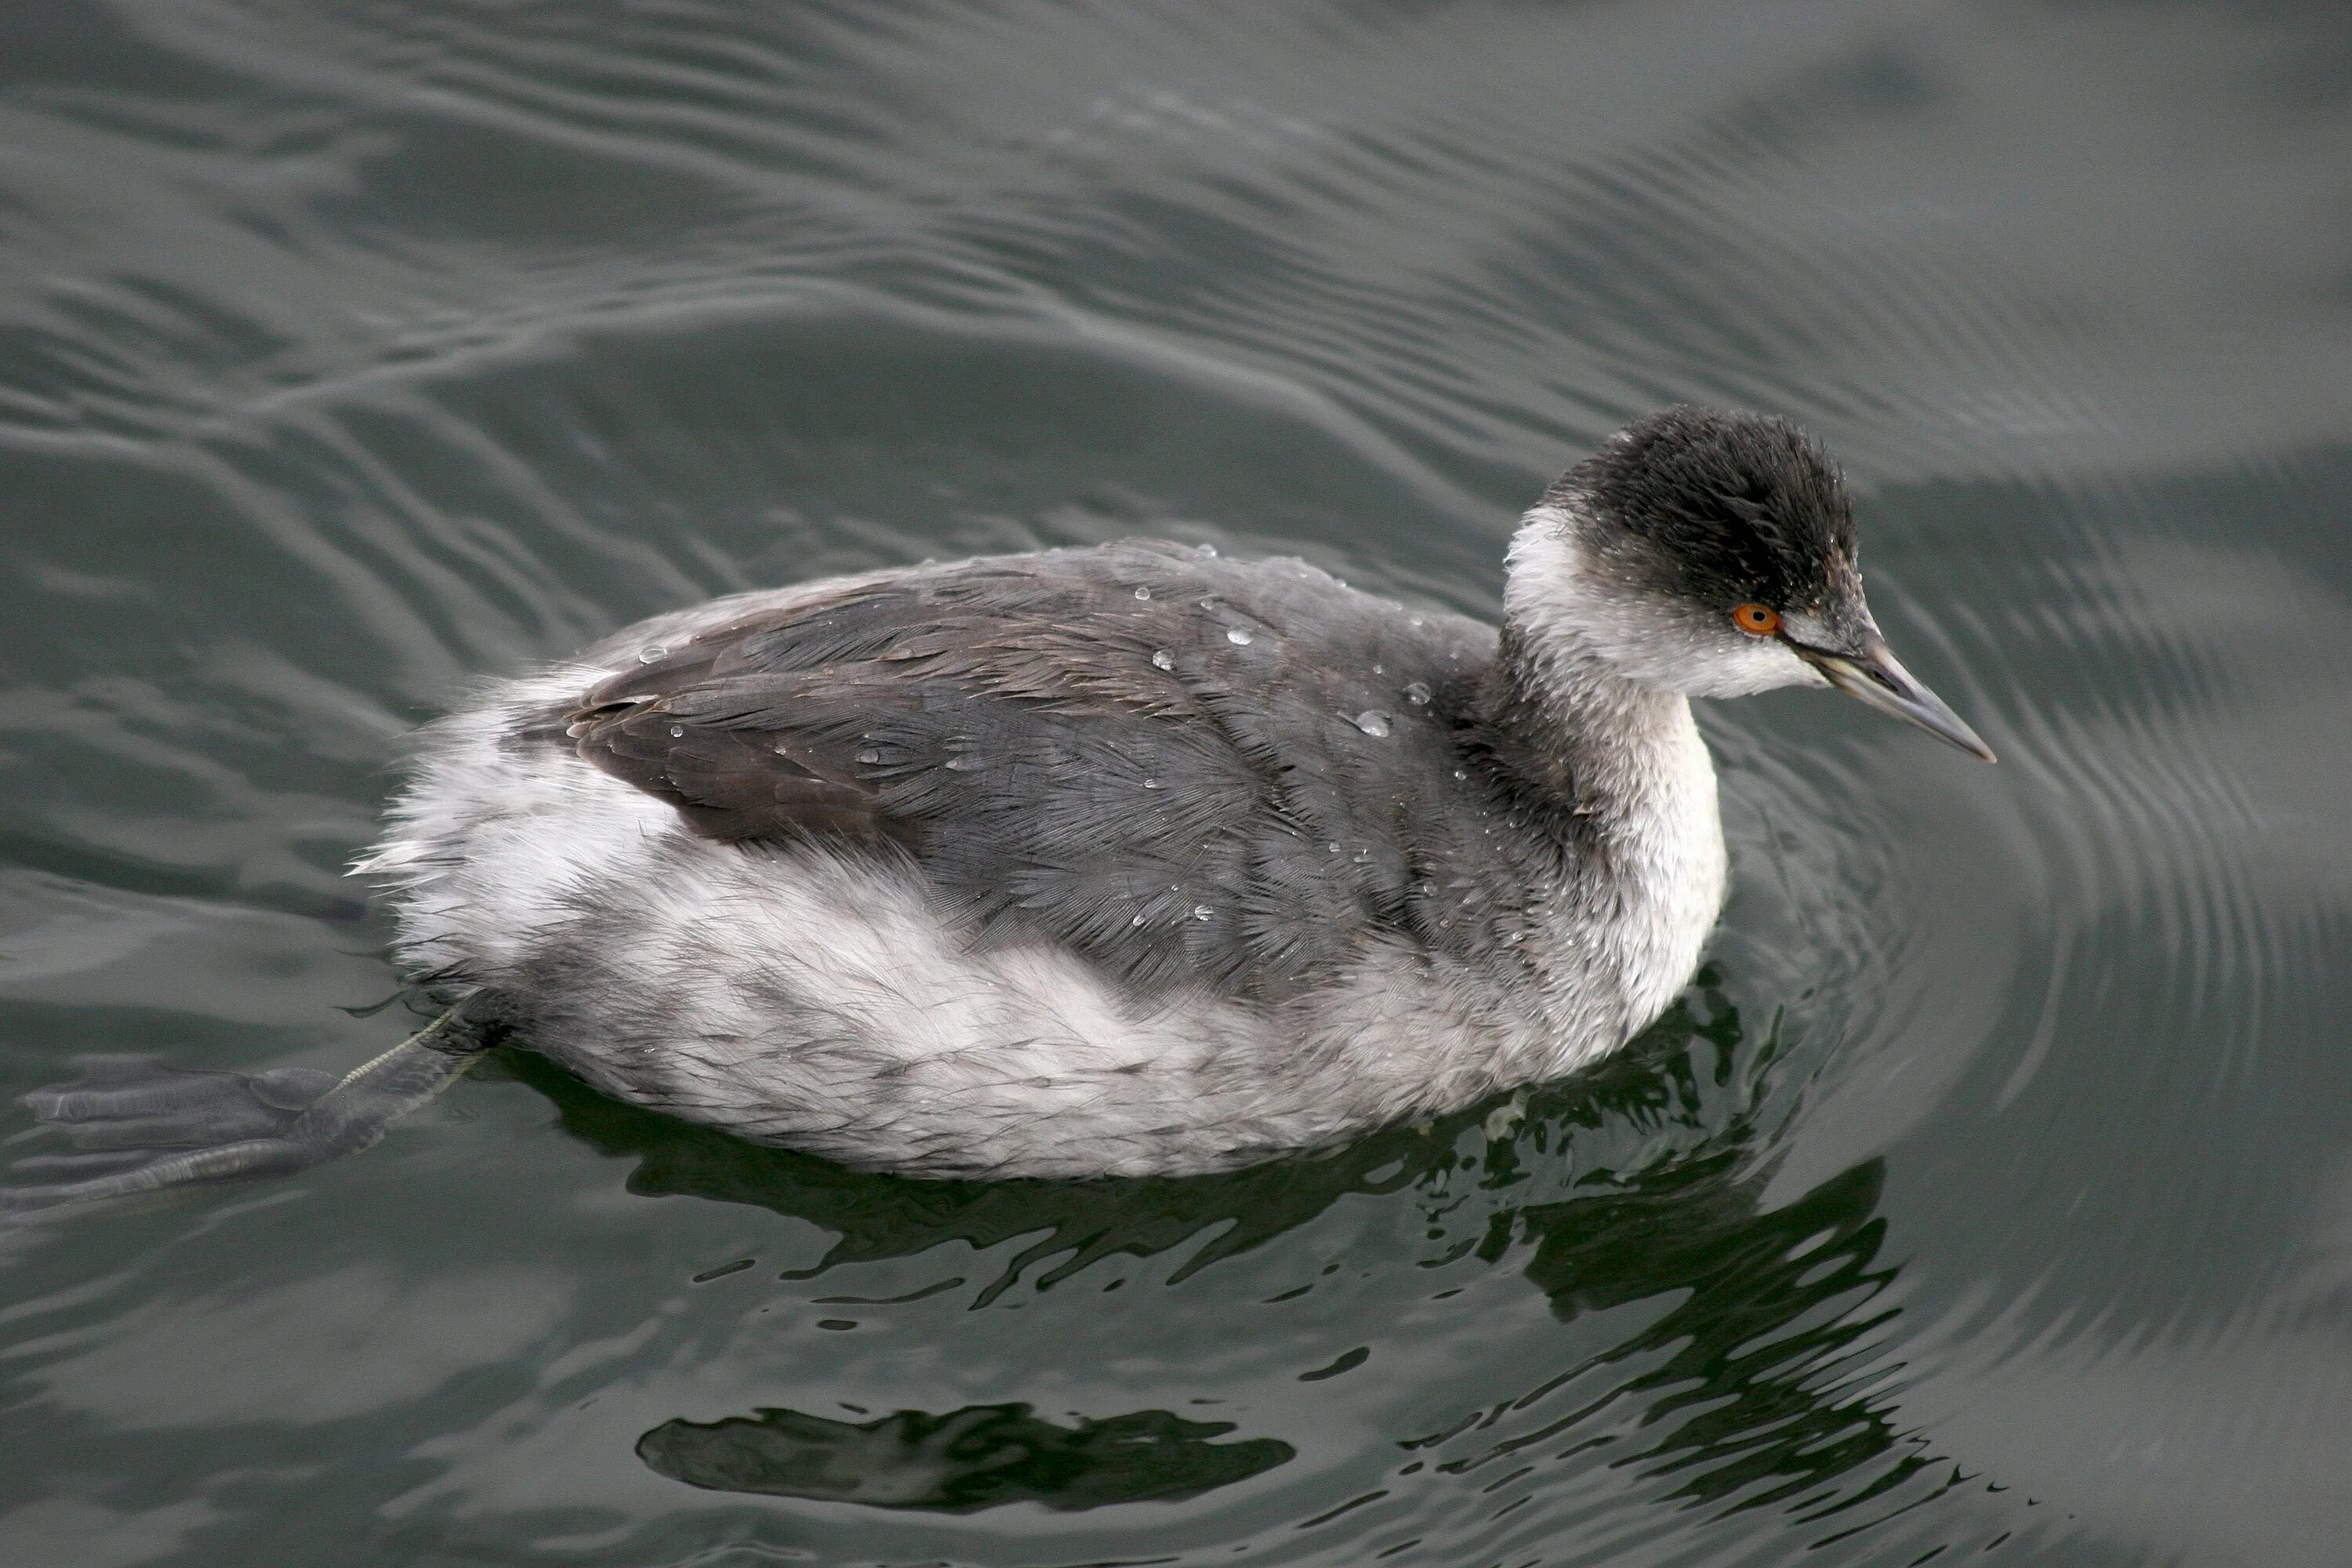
xmin=1508 ymin=405 xmax=1992 ymax=760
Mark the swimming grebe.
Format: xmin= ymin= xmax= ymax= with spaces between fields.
xmin=7 ymin=406 xmax=1990 ymax=1207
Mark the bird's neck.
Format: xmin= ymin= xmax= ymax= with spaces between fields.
xmin=1482 ymin=509 xmax=1729 ymax=1037
xmin=1479 ymin=624 xmax=1704 ymax=827
xmin=1482 ymin=509 xmax=1708 ymax=826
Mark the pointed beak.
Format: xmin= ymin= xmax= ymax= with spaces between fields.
xmin=1791 ymin=626 xmax=1996 ymax=762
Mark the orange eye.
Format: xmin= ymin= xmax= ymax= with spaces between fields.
xmin=1732 ymin=603 xmax=1780 ymax=637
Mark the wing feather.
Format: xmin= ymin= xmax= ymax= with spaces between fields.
xmin=561 ymin=546 xmax=1496 ymax=1000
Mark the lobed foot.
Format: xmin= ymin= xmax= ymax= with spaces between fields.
xmin=5 ymin=1056 xmax=343 ymax=1213
xmin=5 ymin=1014 xmax=482 ymax=1215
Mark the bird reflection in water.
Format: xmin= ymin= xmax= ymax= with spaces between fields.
xmin=639 ymin=1402 xmax=1294 ymax=1512
xmin=506 ymin=972 xmax=1947 ymax=1524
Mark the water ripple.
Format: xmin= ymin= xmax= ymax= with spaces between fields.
xmin=2 ymin=1 xmax=2349 ymax=1563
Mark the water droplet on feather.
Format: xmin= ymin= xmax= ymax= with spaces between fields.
xmin=1226 ymin=628 xmax=1253 ymax=645
xmin=1404 ymin=681 xmax=1432 ymax=706
xmin=1192 ymin=905 xmax=1213 ymax=920
xmin=668 ymin=725 xmax=685 ymax=738
xmin=1353 ymin=710 xmax=1392 ymax=737
xmin=856 ymin=747 xmax=883 ymax=764
xmin=638 ymin=645 xmax=668 ymax=663
xmin=1134 ymin=585 xmax=1152 ymax=600
xmin=1152 ymin=649 xmax=1175 ymax=670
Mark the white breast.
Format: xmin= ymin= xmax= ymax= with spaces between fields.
xmin=1610 ymin=704 xmax=1729 ymax=1030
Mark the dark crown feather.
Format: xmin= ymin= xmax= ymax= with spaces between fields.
xmin=1550 ymin=405 xmax=1856 ymax=612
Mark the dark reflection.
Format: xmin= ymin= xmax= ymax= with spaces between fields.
xmin=521 ymin=971 xmax=1942 ymax=1532
xmin=1414 ymin=996 xmax=1936 ymax=1530
xmin=497 ymin=964 xmax=1751 ymax=1302
xmin=1508 ymin=1157 xmax=1915 ymax=1524
xmin=637 ymin=1401 xmax=1294 ymax=1511
xmin=502 ymin=1047 xmax=1468 ymax=1305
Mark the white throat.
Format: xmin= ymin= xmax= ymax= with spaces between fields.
xmin=1501 ymin=503 xmax=1731 ymax=1032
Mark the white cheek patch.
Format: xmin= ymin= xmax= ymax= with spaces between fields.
xmin=1506 ymin=510 xmax=1830 ymax=699
xmin=1689 ymin=633 xmax=1826 ymax=697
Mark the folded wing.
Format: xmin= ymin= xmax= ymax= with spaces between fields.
xmin=562 ymin=544 xmax=1493 ymax=1001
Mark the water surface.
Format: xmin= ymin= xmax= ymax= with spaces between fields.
xmin=4 ymin=2 xmax=2350 ymax=1564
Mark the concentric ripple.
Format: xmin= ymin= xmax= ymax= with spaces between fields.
xmin=2 ymin=2 xmax=2350 ymax=1565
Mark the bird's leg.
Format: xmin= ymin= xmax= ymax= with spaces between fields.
xmin=3 ymin=1007 xmax=485 ymax=1214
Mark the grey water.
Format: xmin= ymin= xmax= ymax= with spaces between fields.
xmin=2 ymin=2 xmax=2349 ymax=1564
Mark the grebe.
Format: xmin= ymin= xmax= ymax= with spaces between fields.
xmin=8 ymin=406 xmax=1990 ymax=1207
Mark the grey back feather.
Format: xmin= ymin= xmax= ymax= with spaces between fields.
xmin=558 ymin=542 xmax=1556 ymax=1004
